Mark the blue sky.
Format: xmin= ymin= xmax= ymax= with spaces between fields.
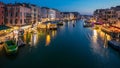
xmin=1 ymin=0 xmax=120 ymax=15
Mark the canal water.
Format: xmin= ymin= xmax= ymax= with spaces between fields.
xmin=0 ymin=20 xmax=120 ymax=68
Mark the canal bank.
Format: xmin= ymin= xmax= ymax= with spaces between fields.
xmin=0 ymin=20 xmax=120 ymax=68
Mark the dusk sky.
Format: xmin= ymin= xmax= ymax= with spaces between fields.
xmin=1 ymin=0 xmax=120 ymax=15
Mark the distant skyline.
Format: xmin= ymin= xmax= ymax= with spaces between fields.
xmin=1 ymin=0 xmax=120 ymax=15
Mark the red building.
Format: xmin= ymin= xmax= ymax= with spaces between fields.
xmin=5 ymin=3 xmax=31 ymax=26
xmin=0 ymin=2 xmax=5 ymax=25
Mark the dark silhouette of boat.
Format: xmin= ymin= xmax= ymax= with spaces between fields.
xmin=83 ymin=22 xmax=92 ymax=27
xmin=108 ymin=40 xmax=120 ymax=51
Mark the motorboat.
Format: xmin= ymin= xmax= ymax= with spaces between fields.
xmin=108 ymin=40 xmax=120 ymax=51
xmin=57 ymin=22 xmax=64 ymax=26
xmin=4 ymin=40 xmax=18 ymax=54
xmin=17 ymin=38 xmax=26 ymax=47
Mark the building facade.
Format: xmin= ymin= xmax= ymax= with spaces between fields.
xmin=29 ymin=4 xmax=40 ymax=24
xmin=41 ymin=7 xmax=49 ymax=22
xmin=55 ymin=9 xmax=61 ymax=21
xmin=0 ymin=2 xmax=80 ymax=27
xmin=94 ymin=6 xmax=120 ymax=25
xmin=0 ymin=2 xmax=5 ymax=25
xmin=48 ymin=8 xmax=56 ymax=21
xmin=5 ymin=3 xmax=31 ymax=26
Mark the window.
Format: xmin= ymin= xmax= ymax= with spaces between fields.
xmin=2 ymin=22 xmax=3 ymax=25
xmin=20 ymin=19 xmax=22 ymax=24
xmin=20 ymin=12 xmax=22 ymax=17
xmin=16 ymin=8 xmax=19 ymax=12
xmin=10 ymin=19 xmax=12 ymax=24
xmin=15 ymin=19 xmax=17 ymax=24
xmin=2 ymin=16 xmax=4 ymax=19
xmin=16 ymin=12 xmax=18 ymax=17
xmin=10 ymin=13 xmax=12 ymax=17
xmin=5 ymin=19 xmax=8 ymax=24
xmin=6 ymin=12 xmax=8 ymax=17
xmin=2 ymin=11 xmax=3 ymax=14
xmin=10 ymin=7 xmax=13 ymax=11
xmin=34 ymin=8 xmax=36 ymax=11
xmin=24 ymin=19 xmax=26 ymax=23
xmin=34 ymin=14 xmax=36 ymax=17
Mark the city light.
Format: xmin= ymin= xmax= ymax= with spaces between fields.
xmin=0 ymin=0 xmax=120 ymax=68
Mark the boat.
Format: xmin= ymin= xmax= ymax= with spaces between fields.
xmin=47 ymin=23 xmax=57 ymax=30
xmin=84 ymin=20 xmax=91 ymax=23
xmin=83 ymin=22 xmax=92 ymax=27
xmin=4 ymin=40 xmax=18 ymax=54
xmin=57 ymin=22 xmax=63 ymax=26
xmin=108 ymin=40 xmax=120 ymax=51
xmin=73 ymin=24 xmax=75 ymax=27
xmin=18 ymin=29 xmax=24 ymax=36
xmin=17 ymin=38 xmax=26 ymax=47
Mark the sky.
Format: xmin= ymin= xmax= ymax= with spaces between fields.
xmin=1 ymin=0 xmax=120 ymax=15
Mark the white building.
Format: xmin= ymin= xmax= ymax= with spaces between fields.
xmin=29 ymin=4 xmax=40 ymax=24
xmin=41 ymin=7 xmax=49 ymax=22
xmin=48 ymin=8 xmax=56 ymax=21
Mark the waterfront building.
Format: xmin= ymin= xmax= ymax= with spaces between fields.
xmin=0 ymin=2 xmax=5 ymax=25
xmin=5 ymin=3 xmax=31 ymax=26
xmin=61 ymin=12 xmax=80 ymax=20
xmin=29 ymin=4 xmax=40 ymax=25
xmin=93 ymin=5 xmax=120 ymax=25
xmin=38 ymin=7 xmax=41 ymax=23
xmin=55 ymin=9 xmax=61 ymax=21
xmin=72 ymin=12 xmax=80 ymax=20
xmin=105 ymin=9 xmax=116 ymax=24
xmin=0 ymin=1 xmax=80 ymax=26
xmin=94 ymin=9 xmax=107 ymax=23
xmin=41 ymin=7 xmax=62 ymax=22
xmin=62 ymin=12 xmax=71 ymax=20
xmin=69 ymin=12 xmax=75 ymax=20
xmin=116 ymin=11 xmax=120 ymax=23
xmin=41 ymin=7 xmax=49 ymax=22
xmin=48 ymin=8 xmax=56 ymax=21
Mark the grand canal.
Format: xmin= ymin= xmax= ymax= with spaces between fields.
xmin=0 ymin=20 xmax=120 ymax=68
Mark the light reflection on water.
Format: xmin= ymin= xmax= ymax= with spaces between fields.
xmin=92 ymin=30 xmax=98 ymax=43
xmin=30 ymin=33 xmax=38 ymax=47
xmin=1 ymin=20 xmax=120 ymax=68
xmin=45 ymin=34 xmax=51 ymax=46
xmin=20 ymin=30 xmax=57 ymax=47
xmin=51 ymin=30 xmax=57 ymax=38
xmin=90 ymin=29 xmax=110 ymax=58
xmin=0 ymin=45 xmax=3 ymax=55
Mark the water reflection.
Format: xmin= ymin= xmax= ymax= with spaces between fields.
xmin=23 ymin=31 xmax=31 ymax=45
xmin=0 ymin=45 xmax=3 ymax=55
xmin=51 ymin=30 xmax=57 ymax=38
xmin=30 ymin=33 xmax=38 ymax=47
xmin=1 ymin=20 xmax=120 ymax=68
xmin=98 ymin=30 xmax=111 ymax=48
xmin=45 ymin=34 xmax=51 ymax=46
xmin=90 ymin=29 xmax=109 ymax=57
xmin=99 ymin=30 xmax=111 ymax=41
xmin=92 ymin=30 xmax=98 ymax=43
xmin=104 ymin=33 xmax=108 ymax=48
xmin=21 ymin=31 xmax=39 ymax=47
xmin=72 ymin=20 xmax=76 ymax=24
